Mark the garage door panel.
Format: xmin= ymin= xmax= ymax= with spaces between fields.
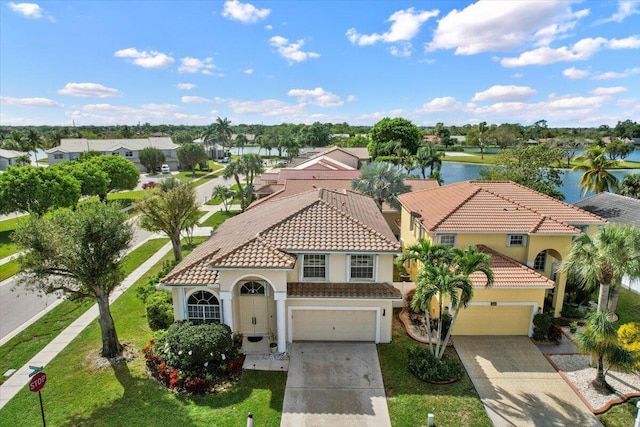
xmin=292 ymin=310 xmax=376 ymax=341
xmin=453 ymin=305 xmax=532 ymax=335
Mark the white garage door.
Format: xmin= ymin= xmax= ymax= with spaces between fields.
xmin=292 ymin=309 xmax=376 ymax=341
xmin=452 ymin=305 xmax=533 ymax=335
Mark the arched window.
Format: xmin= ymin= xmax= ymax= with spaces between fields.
xmin=239 ymin=281 xmax=266 ymax=295
xmin=187 ymin=290 xmax=220 ymax=323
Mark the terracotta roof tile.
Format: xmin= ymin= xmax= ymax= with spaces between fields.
xmin=472 ymin=245 xmax=554 ymax=289
xmin=213 ymin=238 xmax=296 ymax=268
xmin=288 ymin=282 xmax=401 ymax=299
xmin=398 ymin=181 xmax=601 ymax=234
xmin=162 ymin=253 xmax=220 ymax=285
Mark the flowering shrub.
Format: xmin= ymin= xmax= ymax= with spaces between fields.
xmin=618 ymin=322 xmax=640 ymax=368
xmin=407 ymin=345 xmax=464 ymax=383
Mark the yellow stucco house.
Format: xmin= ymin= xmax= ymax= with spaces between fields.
xmin=160 ymin=188 xmax=402 ymax=351
xmin=397 ymin=181 xmax=606 ymax=336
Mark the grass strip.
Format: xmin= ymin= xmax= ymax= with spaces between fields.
xmin=0 ymin=236 xmax=285 ymax=427
xmin=0 ymin=216 xmax=27 ymax=259
xmin=200 ymin=210 xmax=241 ymax=228
xmin=0 ymin=238 xmax=169 ymax=386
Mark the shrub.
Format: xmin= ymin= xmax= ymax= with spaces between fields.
xmin=137 ymin=260 xmax=176 ymax=303
xmin=439 ymin=312 xmax=452 ymax=341
xmin=533 ymin=313 xmax=553 ymax=341
xmin=164 ymin=321 xmax=239 ymax=379
xmin=374 ymin=155 xmax=399 ymax=164
xmin=561 ymin=304 xmax=586 ymax=319
xmin=145 ymin=291 xmax=174 ymax=330
xmin=618 ymin=322 xmax=640 ymax=368
xmin=407 ymin=345 xmax=464 ymax=383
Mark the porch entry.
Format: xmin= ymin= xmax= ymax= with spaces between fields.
xmin=239 ymin=281 xmax=270 ymax=336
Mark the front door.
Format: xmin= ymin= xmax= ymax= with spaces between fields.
xmin=239 ymin=281 xmax=269 ymax=335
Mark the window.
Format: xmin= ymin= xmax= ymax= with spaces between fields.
xmin=533 ymin=250 xmax=547 ymax=271
xmin=350 ymin=255 xmax=375 ymax=280
xmin=302 ymin=254 xmax=327 ymax=280
xmin=53 ymin=154 xmax=63 ymax=160
xmin=437 ymin=234 xmax=457 ymax=248
xmin=239 ymin=281 xmax=266 ymax=295
xmin=508 ymin=235 xmax=526 ymax=246
xmin=112 ymin=152 xmax=119 ymax=156
xmin=187 ymin=290 xmax=220 ymax=323
xmin=125 ymin=151 xmax=133 ymax=157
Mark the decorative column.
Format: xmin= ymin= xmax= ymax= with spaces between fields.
xmin=274 ymin=292 xmax=287 ymax=353
xmin=176 ymin=288 xmax=186 ymax=321
xmin=220 ymin=291 xmax=234 ymax=331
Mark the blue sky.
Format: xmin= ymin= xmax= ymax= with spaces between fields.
xmin=1 ymin=0 xmax=639 ymax=128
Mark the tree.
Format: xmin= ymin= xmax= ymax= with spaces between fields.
xmin=368 ymin=117 xmax=421 ymax=158
xmin=398 ymin=241 xmax=493 ymax=359
xmin=480 ymin=143 xmax=565 ymax=200
xmin=351 ymin=161 xmax=410 ymax=210
xmin=573 ymin=145 xmax=619 ymax=196
xmin=135 ymin=179 xmax=199 ymax=262
xmin=15 ymin=154 xmax=31 ymax=166
xmin=613 ymin=119 xmax=640 ymax=139
xmin=87 ymin=155 xmax=140 ymax=202
xmin=557 ymin=137 xmax=582 ymax=167
xmin=172 ymin=131 xmax=193 ymax=145
xmin=234 ymin=133 xmax=248 ymax=156
xmin=298 ymin=122 xmax=331 ymax=147
xmin=25 ymin=129 xmax=42 ymax=167
xmin=605 ymin=139 xmax=635 ymax=160
xmin=574 ymin=311 xmax=636 ymax=392
xmin=212 ymin=185 xmax=235 ymax=212
xmin=222 ymin=154 xmax=264 ymax=211
xmin=138 ymin=147 xmax=166 ymax=174
xmin=414 ymin=143 xmax=444 ymax=178
xmin=13 ymin=202 xmax=133 ymax=357
xmin=561 ymin=224 xmax=640 ymax=314
xmin=51 ymin=161 xmax=109 ymax=199
xmin=215 ymin=117 xmax=232 ymax=152
xmin=177 ymin=143 xmax=208 ymax=176
xmin=617 ymin=173 xmax=640 ymax=199
xmin=0 ymin=166 xmax=81 ymax=216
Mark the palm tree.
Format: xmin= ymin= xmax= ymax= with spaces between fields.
xmin=351 ymin=161 xmax=410 ymax=210
xmin=574 ymin=310 xmax=636 ymax=392
xmin=212 ymin=185 xmax=235 ymax=212
xmin=216 ymin=117 xmax=232 ymax=154
xmin=235 ymin=133 xmax=248 ymax=156
xmin=25 ymin=129 xmax=42 ymax=166
xmin=415 ymin=144 xmax=444 ymax=178
xmin=201 ymin=123 xmax=219 ymax=160
xmin=240 ymin=153 xmax=264 ymax=208
xmin=617 ymin=173 xmax=640 ymax=199
xmin=573 ymin=146 xmax=619 ymax=196
xmin=477 ymin=121 xmax=487 ymax=159
xmin=15 ymin=154 xmax=31 ymax=166
xmin=561 ymin=224 xmax=640 ymax=314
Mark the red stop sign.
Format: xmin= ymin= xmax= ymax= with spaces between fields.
xmin=29 ymin=372 xmax=47 ymax=393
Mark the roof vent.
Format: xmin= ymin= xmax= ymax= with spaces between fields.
xmin=410 ymin=211 xmax=422 ymax=218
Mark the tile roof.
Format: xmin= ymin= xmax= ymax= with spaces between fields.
xmin=161 ymin=188 xmax=399 ymax=285
xmin=160 ymin=253 xmax=220 ymax=285
xmin=473 ymin=245 xmax=554 ymax=289
xmin=48 ymin=137 xmax=178 ymax=153
xmin=0 ymin=149 xmax=28 ymax=159
xmin=574 ymin=192 xmax=640 ymax=227
xmin=288 ymin=282 xmax=402 ymax=299
xmin=398 ymin=181 xmax=604 ymax=234
xmin=248 ymin=177 xmax=355 ymax=209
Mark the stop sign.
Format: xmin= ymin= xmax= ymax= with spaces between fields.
xmin=29 ymin=372 xmax=47 ymax=393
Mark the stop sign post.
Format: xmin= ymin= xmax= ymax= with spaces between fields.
xmin=28 ymin=366 xmax=47 ymax=427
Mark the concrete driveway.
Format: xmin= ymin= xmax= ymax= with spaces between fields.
xmin=454 ymin=336 xmax=602 ymax=427
xmin=281 ymin=342 xmax=391 ymax=427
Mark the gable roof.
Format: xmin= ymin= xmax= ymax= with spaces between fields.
xmin=574 ymin=192 xmax=640 ymax=227
xmin=473 ymin=245 xmax=554 ymax=289
xmin=249 ymin=177 xmax=357 ymax=209
xmin=161 ymin=188 xmax=400 ymax=285
xmin=397 ymin=181 xmax=605 ymax=234
xmin=47 ymin=137 xmax=178 ymax=153
xmin=0 ymin=149 xmax=28 ymax=159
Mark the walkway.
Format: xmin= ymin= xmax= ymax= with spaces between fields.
xmin=281 ymin=342 xmax=391 ymax=427
xmin=454 ymin=336 xmax=602 ymax=427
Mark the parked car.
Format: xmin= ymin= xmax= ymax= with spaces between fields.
xmin=221 ymin=156 xmax=230 ymax=164
xmin=142 ymin=181 xmax=157 ymax=190
xmin=161 ymin=164 xmax=171 ymax=174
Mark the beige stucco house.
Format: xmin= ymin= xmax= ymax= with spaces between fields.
xmin=397 ymin=181 xmax=606 ymax=336
xmin=160 ymin=189 xmax=402 ymax=351
xmin=0 ymin=149 xmax=29 ymax=170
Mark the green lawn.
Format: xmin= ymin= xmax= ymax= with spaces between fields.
xmin=378 ymin=311 xmax=492 ymax=427
xmin=0 ymin=238 xmax=286 ymax=427
xmin=0 ymin=260 xmax=19 ymax=282
xmin=200 ymin=210 xmax=241 ymax=228
xmin=0 ymin=216 xmax=28 ymax=259
xmin=615 ymin=288 xmax=640 ymax=325
xmin=0 ymin=238 xmax=169 ymax=386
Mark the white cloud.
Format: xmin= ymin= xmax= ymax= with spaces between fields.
xmin=472 ymin=85 xmax=537 ymax=102
xmin=563 ymin=67 xmax=589 ymax=79
xmin=346 ymin=95 xmax=357 ymax=102
xmin=288 ymin=88 xmax=343 ymax=107
xmin=265 ymin=24 xmax=273 ymax=30
xmin=114 ymin=48 xmax=175 ymax=68
xmin=7 ymin=2 xmax=50 ymax=20
xmin=222 ymin=0 xmax=270 ymax=23
xmin=596 ymin=0 xmax=640 ymax=24
xmin=176 ymin=83 xmax=197 ymax=90
xmin=181 ymin=96 xmax=212 ymax=104
xmin=228 ymin=98 xmax=302 ymax=116
xmin=66 ymin=103 xmax=214 ymax=126
xmin=608 ymin=35 xmax=640 ymax=49
xmin=243 ymin=68 xmax=254 ymax=75
xmin=426 ymin=1 xmax=586 ymax=55
xmin=142 ymin=103 xmax=181 ymax=112
xmin=417 ymin=96 xmax=466 ymax=113
xmin=178 ymin=57 xmax=216 ymax=74
xmin=269 ymin=36 xmax=320 ymax=64
xmin=346 ymin=7 xmax=439 ymax=48
xmin=58 ymin=82 xmax=120 ymax=98
xmin=593 ymin=67 xmax=640 ymax=80
xmin=389 ymin=43 xmax=413 ymax=57
xmin=589 ymin=86 xmax=628 ymax=96
xmin=512 ymin=73 xmax=524 ymax=78
xmin=0 ymin=96 xmax=60 ymax=107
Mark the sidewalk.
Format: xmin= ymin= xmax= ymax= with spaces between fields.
xmin=0 ymin=241 xmax=173 ymax=409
